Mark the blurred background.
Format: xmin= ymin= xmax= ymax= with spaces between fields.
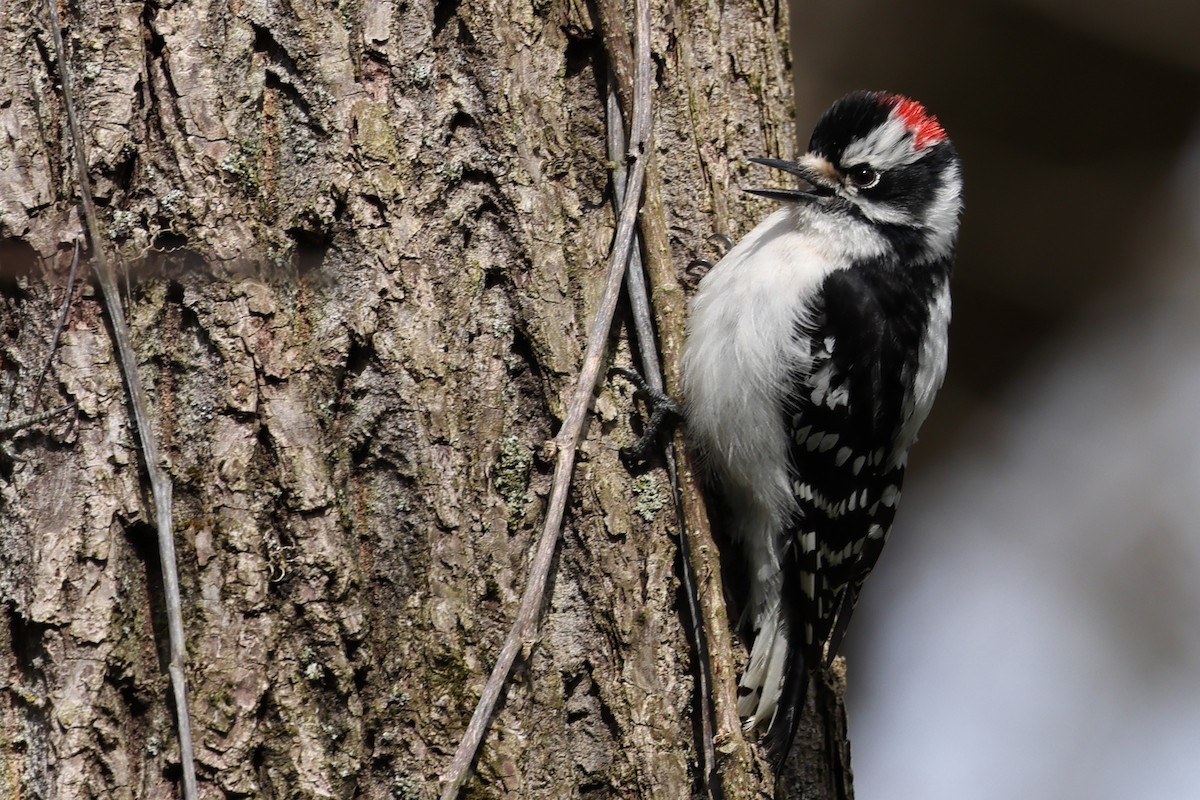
xmin=789 ymin=1 xmax=1200 ymax=797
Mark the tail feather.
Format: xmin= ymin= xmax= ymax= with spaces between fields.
xmin=737 ymin=600 xmax=816 ymax=767
xmin=737 ymin=609 xmax=790 ymax=729
xmin=764 ymin=647 xmax=810 ymax=769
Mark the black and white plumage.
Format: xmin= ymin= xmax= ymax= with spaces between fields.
xmin=680 ymin=91 xmax=963 ymax=764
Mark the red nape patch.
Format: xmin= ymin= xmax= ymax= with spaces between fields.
xmin=889 ymin=96 xmax=946 ymax=150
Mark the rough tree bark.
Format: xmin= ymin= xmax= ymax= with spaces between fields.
xmin=0 ymin=0 xmax=850 ymax=796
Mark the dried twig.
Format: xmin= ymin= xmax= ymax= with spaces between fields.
xmin=44 ymin=5 xmax=197 ymax=799
xmin=0 ymin=402 xmax=76 ymax=437
xmin=606 ymin=84 xmax=718 ymax=796
xmin=438 ymin=0 xmax=653 ymax=795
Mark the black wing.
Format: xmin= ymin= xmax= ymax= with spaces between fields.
xmin=765 ymin=265 xmax=916 ymax=763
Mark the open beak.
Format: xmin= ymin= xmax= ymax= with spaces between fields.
xmin=744 ymin=154 xmax=838 ymax=204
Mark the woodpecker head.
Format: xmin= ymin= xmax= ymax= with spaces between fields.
xmin=749 ymin=91 xmax=963 ymax=259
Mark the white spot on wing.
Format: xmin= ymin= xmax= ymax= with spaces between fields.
xmin=801 ymin=531 xmax=816 ymax=552
xmin=827 ymin=384 xmax=849 ymax=408
xmin=801 ymin=570 xmax=815 ymax=601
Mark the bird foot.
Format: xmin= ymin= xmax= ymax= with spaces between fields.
xmin=610 ymin=367 xmax=683 ymax=460
xmin=685 ymin=233 xmax=734 ymax=285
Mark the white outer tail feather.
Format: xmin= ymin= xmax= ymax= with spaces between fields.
xmin=738 ymin=605 xmax=790 ymax=731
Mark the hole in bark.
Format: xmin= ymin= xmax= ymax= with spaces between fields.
xmin=265 ymin=67 xmax=315 ymax=119
xmin=473 ymin=195 xmax=499 ymax=219
xmin=353 ymin=663 xmax=369 ymax=693
xmin=123 ymin=521 xmax=170 ymax=669
xmin=288 ymin=228 xmax=331 ymax=275
xmin=482 ymin=268 xmax=505 ymax=292
xmin=252 ymin=23 xmax=299 ymax=78
xmin=8 ymin=605 xmax=49 ymax=687
xmin=113 ymin=145 xmax=138 ymax=193
xmin=340 ymin=338 xmax=373 ymax=392
xmin=332 ymin=336 xmax=374 ymax=449
xmin=594 ymin=686 xmax=622 ymax=738
xmin=0 ymin=238 xmax=40 ymax=297
xmin=142 ymin=3 xmax=166 ymax=57
xmin=112 ymin=667 xmax=153 ymax=717
xmin=563 ymin=669 xmax=589 ymax=723
xmin=579 ymin=780 xmax=612 ymax=796
xmin=161 ymin=757 xmax=181 ymax=785
xmin=449 ymin=109 xmax=475 ymax=134
xmin=144 ymin=241 xmax=207 ymax=283
xmin=153 ymin=230 xmax=188 ymax=251
xmin=563 ymin=30 xmax=596 ymax=78
xmin=433 ymin=0 xmax=459 ymax=37
xmin=507 ymin=322 xmax=542 ymax=382
xmin=652 ymin=50 xmax=666 ymax=85
xmin=331 ymin=192 xmax=348 ymax=221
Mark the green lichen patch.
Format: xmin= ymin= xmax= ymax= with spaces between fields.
xmin=631 ymin=473 xmax=664 ymax=522
xmin=220 ymin=140 xmax=263 ymax=191
xmin=493 ymin=434 xmax=532 ymax=522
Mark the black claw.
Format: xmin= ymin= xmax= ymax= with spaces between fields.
xmin=707 ymin=232 xmax=734 ymax=255
xmin=685 ymin=257 xmax=713 ymax=284
xmin=610 ymin=368 xmax=682 ymax=414
xmin=685 ymin=233 xmax=734 ymax=286
xmin=610 ymin=367 xmax=683 ymax=460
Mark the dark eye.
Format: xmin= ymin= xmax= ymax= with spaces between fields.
xmin=847 ymin=165 xmax=880 ymax=189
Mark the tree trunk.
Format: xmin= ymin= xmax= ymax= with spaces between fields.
xmin=0 ymin=0 xmax=848 ymax=796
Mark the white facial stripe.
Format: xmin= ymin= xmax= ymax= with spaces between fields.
xmin=848 ymin=156 xmax=962 ymax=247
xmin=853 ymin=198 xmax=917 ymax=226
xmin=920 ymin=161 xmax=963 ymax=260
xmin=840 ymin=113 xmax=923 ymax=171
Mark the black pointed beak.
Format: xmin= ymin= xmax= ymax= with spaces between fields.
xmin=745 ymin=155 xmax=838 ymax=204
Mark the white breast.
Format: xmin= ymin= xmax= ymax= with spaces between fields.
xmin=680 ymin=204 xmax=887 ymax=546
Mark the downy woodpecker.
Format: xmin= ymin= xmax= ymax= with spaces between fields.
xmin=680 ymin=91 xmax=963 ymax=764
